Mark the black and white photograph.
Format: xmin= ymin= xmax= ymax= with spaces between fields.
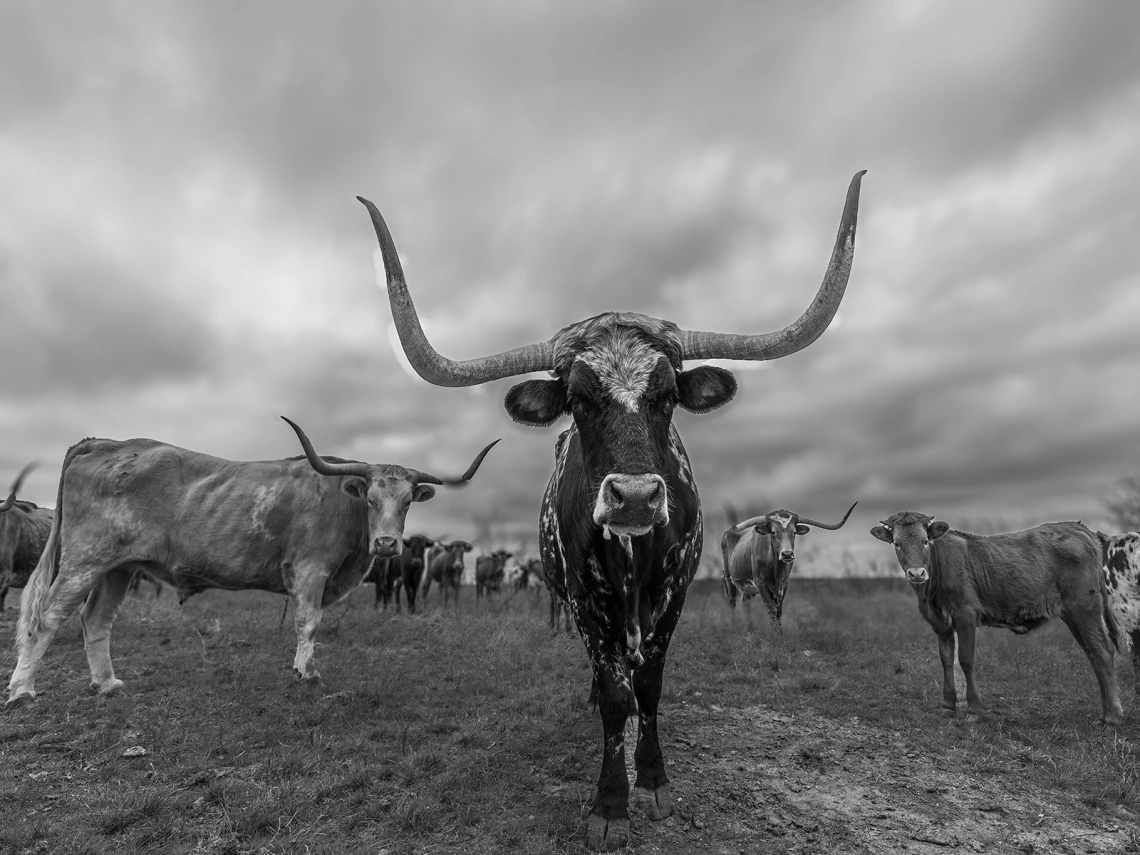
xmin=2 ymin=2 xmax=1139 ymax=852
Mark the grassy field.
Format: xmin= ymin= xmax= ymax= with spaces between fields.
xmin=1 ymin=576 xmax=1138 ymax=854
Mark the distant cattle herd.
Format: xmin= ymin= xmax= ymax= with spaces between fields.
xmin=4 ymin=172 xmax=1140 ymax=851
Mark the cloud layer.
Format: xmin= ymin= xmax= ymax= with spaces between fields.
xmin=3 ymin=1 xmax=1139 ymax=570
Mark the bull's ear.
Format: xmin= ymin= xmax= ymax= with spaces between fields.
xmin=413 ymin=485 xmax=436 ymax=503
xmin=929 ymin=521 xmax=950 ymax=540
xmin=795 ymin=524 xmax=810 ymax=536
xmin=505 ymin=379 xmax=568 ymax=427
xmin=870 ymin=525 xmax=892 ymax=543
xmin=677 ymin=366 xmax=737 ymax=414
xmin=464 ymin=543 xmax=473 ymax=552
xmin=342 ymin=478 xmax=367 ymax=499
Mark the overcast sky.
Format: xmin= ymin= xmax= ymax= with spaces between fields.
xmin=2 ymin=1 xmax=1139 ymax=567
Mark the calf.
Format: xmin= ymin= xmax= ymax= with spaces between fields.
xmin=871 ymin=511 xmax=1123 ymax=726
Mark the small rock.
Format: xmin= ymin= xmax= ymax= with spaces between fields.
xmin=120 ymin=746 xmax=148 ymax=758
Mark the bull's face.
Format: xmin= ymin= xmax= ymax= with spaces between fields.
xmin=506 ymin=323 xmax=736 ymax=538
xmin=870 ymin=512 xmax=950 ymax=586
xmin=401 ymin=534 xmax=436 ymax=569
xmin=341 ymin=473 xmax=436 ymax=559
xmin=445 ymin=540 xmax=473 ymax=570
xmin=754 ymin=512 xmax=811 ymax=564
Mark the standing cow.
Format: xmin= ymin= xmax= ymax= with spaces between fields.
xmin=388 ymin=535 xmax=435 ymax=614
xmin=1096 ymin=530 xmax=1140 ymax=677
xmin=871 ymin=511 xmax=1123 ymax=726
xmin=6 ymin=418 xmax=497 ymax=706
xmin=423 ymin=539 xmax=472 ymax=607
xmin=720 ymin=502 xmax=857 ymax=626
xmin=475 ymin=549 xmax=512 ymax=600
xmin=365 ymin=556 xmax=399 ymax=609
xmin=359 ymin=169 xmax=864 ymax=849
xmin=0 ymin=464 xmax=53 ymax=613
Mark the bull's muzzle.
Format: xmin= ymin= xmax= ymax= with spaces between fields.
xmin=779 ymin=549 xmax=795 ymax=562
xmin=372 ymin=536 xmax=400 ymax=558
xmin=593 ymin=473 xmax=668 ymax=536
xmin=906 ymin=567 xmax=929 ymax=585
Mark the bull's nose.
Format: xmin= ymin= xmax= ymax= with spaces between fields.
xmin=374 ymin=536 xmax=400 ymax=556
xmin=779 ymin=550 xmax=795 ymax=562
xmin=906 ymin=567 xmax=928 ymax=585
xmin=600 ymin=474 xmax=665 ymax=511
xmin=593 ymin=473 xmax=669 ymax=532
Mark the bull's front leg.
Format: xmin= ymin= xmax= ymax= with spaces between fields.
xmin=585 ymin=647 xmax=635 ymax=852
xmin=631 ymin=587 xmax=685 ymax=821
xmin=290 ymin=567 xmax=328 ymax=681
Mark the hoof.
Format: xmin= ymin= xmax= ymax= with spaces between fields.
xmin=292 ymin=667 xmax=320 ymax=682
xmin=1101 ymin=714 xmax=1124 ymax=730
xmin=938 ymin=706 xmax=956 ymax=719
xmin=964 ymin=707 xmax=986 ymax=722
xmin=93 ymin=678 xmax=125 ymax=697
xmin=633 ymin=784 xmax=673 ymax=820
xmin=6 ymin=691 xmax=36 ymax=709
xmin=585 ymin=814 xmax=630 ymax=851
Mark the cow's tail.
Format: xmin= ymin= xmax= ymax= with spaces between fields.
xmin=16 ymin=443 xmax=82 ymax=649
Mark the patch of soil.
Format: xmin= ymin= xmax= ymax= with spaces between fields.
xmin=615 ymin=703 xmax=1137 ymax=854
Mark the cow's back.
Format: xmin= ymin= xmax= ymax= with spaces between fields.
xmin=932 ymin=523 xmax=1101 ymax=628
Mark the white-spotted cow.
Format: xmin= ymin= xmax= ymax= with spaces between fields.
xmin=358 ymin=170 xmax=865 ymax=850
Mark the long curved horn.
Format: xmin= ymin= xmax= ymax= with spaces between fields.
xmin=411 ymin=438 xmax=501 ymax=486
xmin=0 ymin=462 xmax=37 ymax=512
xmin=281 ymin=416 xmax=372 ymax=478
xmin=679 ymin=171 xmax=865 ymax=361
xmin=798 ymin=501 xmax=859 ymax=531
xmin=731 ymin=513 xmax=773 ymax=532
xmin=358 ymin=197 xmax=554 ymax=385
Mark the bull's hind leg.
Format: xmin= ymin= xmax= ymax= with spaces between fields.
xmin=1063 ymin=614 xmax=1124 ymax=727
xmin=8 ymin=566 xmax=104 ymax=705
xmin=631 ymin=588 xmax=686 ymax=823
xmin=1131 ymin=630 xmax=1140 ymax=679
xmin=936 ymin=630 xmax=957 ymax=713
xmin=81 ymin=566 xmax=134 ymax=695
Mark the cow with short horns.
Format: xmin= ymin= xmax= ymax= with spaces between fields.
xmin=358 ymin=170 xmax=865 ymax=851
xmin=7 ymin=419 xmax=497 ymax=706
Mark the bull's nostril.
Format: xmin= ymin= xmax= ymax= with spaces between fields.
xmin=607 ymin=482 xmax=624 ymax=506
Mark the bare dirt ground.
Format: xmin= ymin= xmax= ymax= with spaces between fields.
xmin=1 ymin=578 xmax=1137 ymax=854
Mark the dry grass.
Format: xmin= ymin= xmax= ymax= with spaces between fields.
xmin=1 ymin=575 xmax=1137 ymax=854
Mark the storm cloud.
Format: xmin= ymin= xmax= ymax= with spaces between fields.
xmin=2 ymin=1 xmax=1139 ymax=569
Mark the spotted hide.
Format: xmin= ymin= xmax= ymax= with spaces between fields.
xmin=1097 ymin=530 xmax=1140 ymax=676
xmin=6 ymin=420 xmax=496 ymax=706
xmin=872 ymin=512 xmax=1124 ymax=727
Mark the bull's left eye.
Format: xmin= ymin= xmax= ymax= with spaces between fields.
xmin=368 ymin=499 xmax=378 ymax=509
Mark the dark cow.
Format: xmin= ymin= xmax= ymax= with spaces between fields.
xmin=6 ymin=419 xmax=496 ymax=706
xmin=871 ymin=511 xmax=1124 ymax=726
xmin=1096 ymin=530 xmax=1140 ymax=677
xmin=388 ymin=535 xmax=435 ymax=614
xmin=0 ymin=465 xmax=53 ymax=613
xmin=720 ymin=502 xmax=857 ymax=625
xmin=365 ymin=555 xmax=400 ymax=609
xmin=423 ymin=539 xmax=472 ymax=606
xmin=516 ymin=556 xmax=541 ymax=592
xmin=475 ymin=549 xmax=512 ymax=600
xmin=359 ymin=169 xmax=864 ymax=849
